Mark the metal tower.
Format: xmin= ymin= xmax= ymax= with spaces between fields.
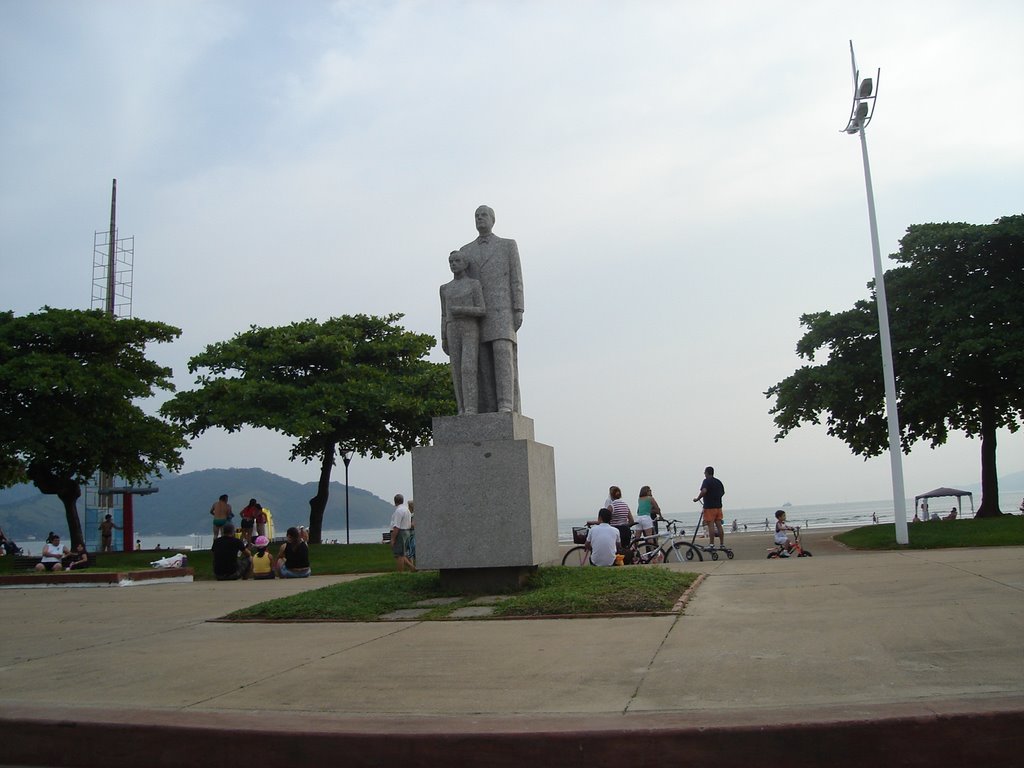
xmin=91 ymin=179 xmax=135 ymax=318
xmin=83 ymin=179 xmax=146 ymax=552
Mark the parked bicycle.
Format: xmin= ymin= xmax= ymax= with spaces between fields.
xmin=561 ymin=517 xmax=703 ymax=566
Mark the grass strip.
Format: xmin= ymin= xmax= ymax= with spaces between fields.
xmin=225 ymin=567 xmax=698 ymax=622
xmin=836 ymin=515 xmax=1024 ymax=550
xmin=494 ymin=566 xmax=696 ymax=617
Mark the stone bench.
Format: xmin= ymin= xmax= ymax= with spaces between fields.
xmin=0 ymin=567 xmax=193 ymax=588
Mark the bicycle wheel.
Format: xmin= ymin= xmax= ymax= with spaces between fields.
xmin=561 ymin=546 xmax=592 ymax=566
xmin=799 ymin=550 xmax=813 ymax=557
xmin=664 ymin=541 xmax=701 ymax=563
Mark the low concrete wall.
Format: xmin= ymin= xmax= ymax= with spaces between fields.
xmin=0 ymin=567 xmax=194 ymax=588
xmin=1 ymin=700 xmax=1021 ymax=768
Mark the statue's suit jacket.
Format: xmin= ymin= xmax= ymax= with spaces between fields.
xmin=459 ymin=234 xmax=524 ymax=344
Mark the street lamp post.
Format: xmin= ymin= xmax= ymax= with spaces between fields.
xmin=342 ymin=450 xmax=354 ymax=545
xmin=842 ymin=41 xmax=909 ymax=545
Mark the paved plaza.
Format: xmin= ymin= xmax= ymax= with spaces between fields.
xmin=1 ymin=530 xmax=1021 ymax=767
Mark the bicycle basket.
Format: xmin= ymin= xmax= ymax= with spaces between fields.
xmin=572 ymin=526 xmax=589 ymax=544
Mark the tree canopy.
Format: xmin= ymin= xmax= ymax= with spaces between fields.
xmin=0 ymin=308 xmax=187 ymax=545
xmin=766 ymin=214 xmax=1023 ymax=517
xmin=160 ymin=313 xmax=456 ymax=542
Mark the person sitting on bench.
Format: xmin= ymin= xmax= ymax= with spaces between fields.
xmin=63 ymin=543 xmax=91 ymax=570
xmin=36 ymin=532 xmax=68 ymax=572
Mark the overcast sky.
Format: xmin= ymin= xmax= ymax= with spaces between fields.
xmin=2 ymin=0 xmax=1022 ymax=517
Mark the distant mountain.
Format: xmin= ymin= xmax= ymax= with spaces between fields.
xmin=0 ymin=467 xmax=393 ymax=539
xmin=947 ymin=469 xmax=1024 ymax=496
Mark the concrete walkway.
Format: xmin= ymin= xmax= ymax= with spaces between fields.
xmin=1 ymin=531 xmax=1021 ymax=767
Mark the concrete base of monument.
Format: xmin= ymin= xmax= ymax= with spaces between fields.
xmin=412 ymin=412 xmax=558 ymax=589
xmin=439 ymin=565 xmax=537 ymax=592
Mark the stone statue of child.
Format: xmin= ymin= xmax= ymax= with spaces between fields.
xmin=440 ymin=250 xmax=486 ymax=415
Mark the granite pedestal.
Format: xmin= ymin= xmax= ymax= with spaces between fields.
xmin=411 ymin=412 xmax=558 ymax=590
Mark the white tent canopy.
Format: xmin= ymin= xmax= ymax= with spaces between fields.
xmin=914 ymin=487 xmax=975 ymax=518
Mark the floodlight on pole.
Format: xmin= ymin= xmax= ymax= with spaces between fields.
xmin=842 ymin=41 xmax=909 ymax=545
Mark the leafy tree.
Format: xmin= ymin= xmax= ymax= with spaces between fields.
xmin=0 ymin=308 xmax=187 ymax=546
xmin=161 ymin=314 xmax=456 ymax=543
xmin=767 ymin=215 xmax=1023 ymax=518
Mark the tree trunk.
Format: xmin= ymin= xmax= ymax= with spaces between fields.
xmin=27 ymin=465 xmax=84 ymax=548
xmin=307 ymin=443 xmax=336 ymax=544
xmin=975 ymin=396 xmax=1002 ymax=518
xmin=58 ymin=489 xmax=84 ymax=548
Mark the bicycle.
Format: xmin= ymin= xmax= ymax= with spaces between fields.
xmin=766 ymin=526 xmax=813 ymax=558
xmin=561 ymin=517 xmax=703 ymax=566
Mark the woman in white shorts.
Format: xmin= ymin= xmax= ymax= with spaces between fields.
xmin=635 ymin=485 xmax=660 ymax=549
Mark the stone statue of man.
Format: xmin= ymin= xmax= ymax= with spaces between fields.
xmin=458 ymin=205 xmax=524 ymax=413
xmin=440 ymin=250 xmax=486 ymax=415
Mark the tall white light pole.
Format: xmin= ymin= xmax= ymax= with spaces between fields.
xmin=842 ymin=41 xmax=909 ymax=544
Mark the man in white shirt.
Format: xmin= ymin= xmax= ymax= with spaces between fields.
xmin=390 ymin=494 xmax=415 ymax=572
xmin=586 ymin=508 xmax=621 ymax=567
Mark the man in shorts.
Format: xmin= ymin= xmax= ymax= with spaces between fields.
xmin=390 ymin=494 xmax=415 ymax=572
xmin=693 ymin=466 xmax=726 ymax=549
xmin=98 ymin=514 xmax=122 ymax=552
xmin=210 ymin=494 xmax=232 ymax=539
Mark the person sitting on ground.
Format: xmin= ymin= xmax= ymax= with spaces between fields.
xmin=63 ymin=543 xmax=90 ymax=571
xmin=274 ymin=526 xmax=311 ymax=578
xmin=251 ymin=535 xmax=275 ymax=580
xmin=0 ymin=526 xmax=20 ymax=556
xmin=945 ymin=507 xmax=958 ymax=521
xmin=35 ymin=532 xmax=69 ymax=571
xmin=211 ymin=523 xmax=252 ymax=581
xmin=585 ymin=507 xmax=621 ymax=566
xmin=774 ymin=510 xmax=796 ymax=557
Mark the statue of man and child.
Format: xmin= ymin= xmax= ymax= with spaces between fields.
xmin=440 ymin=205 xmax=524 ymax=415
